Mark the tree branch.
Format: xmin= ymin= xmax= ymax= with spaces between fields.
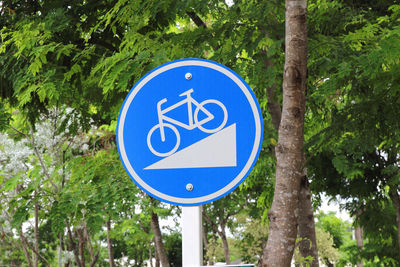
xmin=30 ymin=125 xmax=59 ymax=191
xmin=202 ymin=211 xmax=222 ymax=236
xmin=17 ymin=228 xmax=33 ymax=267
xmin=186 ymin=10 xmax=222 ymax=53
xmin=18 ymin=228 xmax=50 ymax=266
xmin=10 ymin=125 xmax=59 ymax=191
xmin=224 ymin=199 xmax=248 ymax=223
xmin=89 ymin=252 xmax=100 ymax=267
xmin=263 ymin=59 xmax=282 ymax=131
xmin=186 ymin=11 xmax=207 ymax=28
xmin=88 ymin=37 xmax=118 ymax=52
xmin=66 ymin=221 xmax=83 ymax=267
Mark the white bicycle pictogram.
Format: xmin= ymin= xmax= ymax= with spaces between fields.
xmin=147 ymin=89 xmax=228 ymax=157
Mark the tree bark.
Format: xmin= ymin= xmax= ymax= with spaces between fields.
xmin=66 ymin=221 xmax=82 ymax=267
xmin=354 ymin=225 xmax=363 ymax=267
xmin=150 ymin=210 xmax=170 ymax=267
xmin=77 ymin=228 xmax=85 ymax=267
xmin=202 ymin=212 xmax=232 ymax=264
xmin=390 ymin=189 xmax=400 ymax=256
xmin=262 ymin=0 xmax=308 ymax=266
xmin=83 ymin=224 xmax=95 ymax=261
xmin=155 ymin=247 xmax=160 ymax=267
xmin=18 ymin=226 xmax=49 ymax=266
xmin=58 ymin=233 xmax=63 ymax=267
xmin=209 ymin=234 xmax=217 ymax=266
xmin=149 ymin=245 xmax=154 ymax=267
xmin=202 ymin=221 xmax=210 ymax=265
xmin=106 ymin=218 xmax=116 ymax=267
xmin=186 ymin=11 xmax=207 ymax=28
xmin=26 ymin=125 xmax=58 ymax=191
xmin=18 ymin=228 xmax=33 ymax=267
xmin=34 ymin=191 xmax=39 ymax=267
xmin=298 ymin=176 xmax=319 ymax=267
xmin=220 ymin=227 xmax=231 ymax=264
xmin=264 ymin=59 xmax=319 ymax=266
xmin=264 ymin=74 xmax=281 ymax=132
xmin=89 ymin=252 xmax=100 ymax=267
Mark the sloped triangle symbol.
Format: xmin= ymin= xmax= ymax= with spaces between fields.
xmin=144 ymin=124 xmax=237 ymax=170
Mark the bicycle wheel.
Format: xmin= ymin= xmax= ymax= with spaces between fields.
xmin=147 ymin=123 xmax=180 ymax=157
xmin=194 ymin=99 xmax=228 ymax=133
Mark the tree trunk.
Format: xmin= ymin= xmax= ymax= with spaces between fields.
xmin=264 ymin=59 xmax=319 ymax=266
xmin=89 ymin=252 xmax=100 ymax=267
xmin=202 ymin=212 xmax=232 ymax=265
xmin=220 ymin=228 xmax=231 ymax=264
xmin=298 ymin=176 xmax=319 ymax=267
xmin=206 ymin=233 xmax=217 ymax=266
xmin=33 ymin=191 xmax=39 ymax=267
xmin=355 ymin=224 xmax=363 ymax=267
xmin=77 ymin=229 xmax=85 ymax=267
xmin=18 ymin=228 xmax=33 ymax=267
xmin=202 ymin=222 xmax=210 ymax=265
xmin=390 ymin=189 xmax=400 ymax=256
xmin=149 ymin=245 xmax=154 ymax=267
xmin=58 ymin=234 xmax=64 ymax=267
xmin=150 ymin=210 xmax=170 ymax=267
xmin=155 ymin=249 xmax=160 ymax=267
xmin=264 ymin=78 xmax=281 ymax=132
xmin=106 ymin=219 xmax=116 ymax=267
xmin=66 ymin=221 xmax=82 ymax=267
xmin=262 ymin=0 xmax=308 ymax=266
xmin=84 ymin=224 xmax=98 ymax=263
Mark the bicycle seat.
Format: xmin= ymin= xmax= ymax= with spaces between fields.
xmin=179 ymin=88 xmax=194 ymax=97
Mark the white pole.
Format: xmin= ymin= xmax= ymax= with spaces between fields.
xmin=182 ymin=206 xmax=203 ymax=267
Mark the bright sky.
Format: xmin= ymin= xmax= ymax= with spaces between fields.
xmin=319 ymin=193 xmax=352 ymax=222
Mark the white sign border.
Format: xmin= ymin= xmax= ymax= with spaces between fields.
xmin=117 ymin=59 xmax=262 ymax=205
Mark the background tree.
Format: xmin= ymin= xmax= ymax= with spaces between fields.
xmin=293 ymin=227 xmax=340 ymax=267
xmin=306 ymin=1 xmax=400 ymax=265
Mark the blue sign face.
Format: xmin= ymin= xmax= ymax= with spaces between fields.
xmin=117 ymin=59 xmax=263 ymax=206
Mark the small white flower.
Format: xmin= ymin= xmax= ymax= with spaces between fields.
xmin=81 ymin=143 xmax=89 ymax=152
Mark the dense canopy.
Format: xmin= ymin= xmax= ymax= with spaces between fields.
xmin=1 ymin=0 xmax=400 ymax=266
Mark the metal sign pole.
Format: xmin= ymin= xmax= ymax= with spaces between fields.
xmin=182 ymin=206 xmax=203 ymax=267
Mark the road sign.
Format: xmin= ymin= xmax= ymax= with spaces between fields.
xmin=117 ymin=58 xmax=263 ymax=206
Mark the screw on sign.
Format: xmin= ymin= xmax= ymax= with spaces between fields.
xmin=117 ymin=58 xmax=263 ymax=206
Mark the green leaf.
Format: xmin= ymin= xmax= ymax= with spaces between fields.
xmin=1 ymin=175 xmax=20 ymax=192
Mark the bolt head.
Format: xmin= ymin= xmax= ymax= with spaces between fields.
xmin=185 ymin=73 xmax=192 ymax=80
xmin=186 ymin=183 xmax=193 ymax=191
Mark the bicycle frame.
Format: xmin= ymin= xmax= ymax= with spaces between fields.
xmin=156 ymin=89 xmax=213 ymax=141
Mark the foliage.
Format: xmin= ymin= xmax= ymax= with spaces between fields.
xmin=306 ymin=1 xmax=400 ymax=265
xmin=164 ymin=231 xmax=182 ymax=267
xmin=1 ymin=0 xmax=400 ymax=265
xmin=315 ymin=227 xmax=340 ymax=265
xmin=233 ymin=213 xmax=268 ymax=264
xmin=293 ymin=227 xmax=340 ymax=267
xmin=205 ymin=236 xmax=242 ymax=264
xmin=316 ymin=211 xmax=352 ymax=249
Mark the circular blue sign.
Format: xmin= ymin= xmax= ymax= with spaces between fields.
xmin=117 ymin=59 xmax=263 ymax=206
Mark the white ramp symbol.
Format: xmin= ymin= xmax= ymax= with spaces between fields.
xmin=145 ymin=124 xmax=237 ymax=170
